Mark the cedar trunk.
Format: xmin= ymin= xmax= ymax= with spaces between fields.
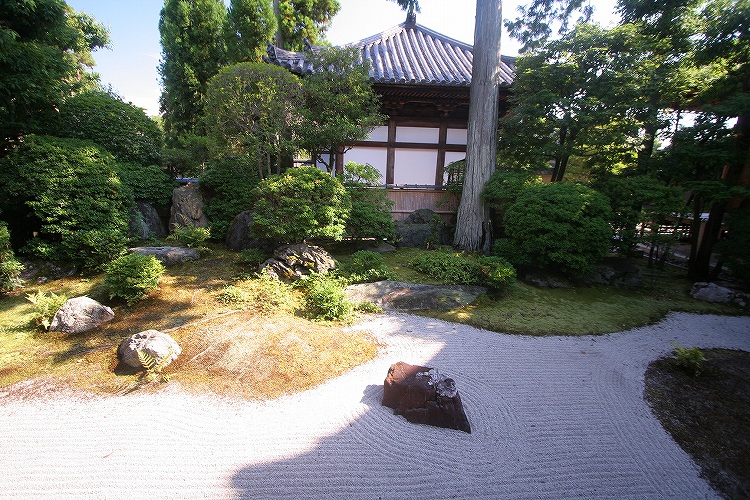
xmin=453 ymin=0 xmax=503 ymax=253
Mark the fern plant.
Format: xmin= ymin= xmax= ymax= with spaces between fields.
xmin=671 ymin=342 xmax=706 ymax=377
xmin=26 ymin=291 xmax=67 ymax=330
xmin=136 ymin=348 xmax=174 ymax=383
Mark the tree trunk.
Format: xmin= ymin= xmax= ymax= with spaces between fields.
xmin=453 ymin=0 xmax=503 ymax=253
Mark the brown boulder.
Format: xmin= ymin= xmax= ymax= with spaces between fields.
xmin=382 ymin=361 xmax=471 ymax=433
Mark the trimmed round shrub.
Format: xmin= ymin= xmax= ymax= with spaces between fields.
xmin=477 ymin=256 xmax=517 ymax=289
xmin=339 ymin=250 xmax=395 ymax=283
xmin=501 ymin=182 xmax=613 ymax=276
xmin=105 ymin=253 xmax=165 ymax=305
xmin=52 ymin=90 xmax=163 ymax=165
xmin=301 ymin=274 xmax=354 ymax=321
xmin=253 ymin=167 xmax=352 ymax=243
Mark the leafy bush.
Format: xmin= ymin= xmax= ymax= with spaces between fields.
xmin=26 ymin=291 xmax=67 ymax=330
xmin=105 ymin=253 xmax=165 ymax=305
xmin=52 ymin=90 xmax=163 ymax=165
xmin=477 ymin=256 xmax=517 ymax=289
xmin=501 ymin=182 xmax=613 ymax=276
xmin=482 ymin=169 xmax=544 ymax=221
xmin=340 ymin=162 xmax=395 ymax=240
xmin=167 ymin=225 xmax=211 ymax=250
xmin=339 ymin=250 xmax=395 ymax=283
xmin=0 ymin=223 xmax=23 ymax=293
xmin=60 ymin=229 xmax=128 ymax=270
xmin=115 ymin=162 xmax=176 ymax=207
xmin=200 ymin=153 xmax=260 ymax=240
xmin=410 ymin=251 xmax=516 ymax=290
xmin=0 ymin=135 xmax=131 ymax=265
xmin=253 ymin=167 xmax=352 ymax=243
xmin=409 ymin=250 xmax=483 ymax=286
xmin=672 ymin=342 xmax=706 ymax=377
xmin=301 ymin=273 xmax=354 ymax=321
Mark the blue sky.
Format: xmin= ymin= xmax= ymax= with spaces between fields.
xmin=66 ymin=0 xmax=617 ymax=117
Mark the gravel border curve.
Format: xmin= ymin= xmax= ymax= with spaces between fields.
xmin=1 ymin=312 xmax=749 ymax=499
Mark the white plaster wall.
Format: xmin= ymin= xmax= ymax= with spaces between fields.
xmin=396 ymin=126 xmax=440 ymax=143
xmin=447 ymin=128 xmax=468 ymax=144
xmin=342 ymin=147 xmax=388 ymax=181
xmin=365 ymin=126 xmax=389 ymax=142
xmin=394 ymin=149 xmax=438 ymax=185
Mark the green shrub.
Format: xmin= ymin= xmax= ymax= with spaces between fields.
xmin=502 ymin=182 xmax=613 ymax=276
xmin=0 ymin=135 xmax=131 ymax=265
xmin=200 ymin=153 xmax=259 ymax=240
xmin=339 ymin=250 xmax=395 ymax=283
xmin=26 ymin=291 xmax=67 ymax=330
xmin=482 ymin=169 xmax=543 ymax=218
xmin=115 ymin=162 xmax=176 ymax=207
xmin=253 ymin=167 xmax=352 ymax=243
xmin=409 ymin=251 xmax=482 ymax=285
xmin=409 ymin=251 xmax=517 ymax=290
xmin=671 ymin=342 xmax=706 ymax=377
xmin=477 ymin=256 xmax=517 ymax=289
xmin=167 ymin=225 xmax=211 ymax=251
xmin=60 ymin=229 xmax=128 ymax=270
xmin=340 ymin=162 xmax=395 ymax=240
xmin=52 ymin=90 xmax=163 ymax=165
xmin=0 ymin=223 xmax=24 ymax=293
xmin=105 ymin=253 xmax=165 ymax=305
xmin=301 ymin=274 xmax=354 ymax=321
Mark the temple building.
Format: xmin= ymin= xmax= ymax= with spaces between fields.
xmin=266 ymin=14 xmax=516 ymax=220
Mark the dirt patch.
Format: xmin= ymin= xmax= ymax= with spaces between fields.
xmin=645 ymin=349 xmax=750 ymax=498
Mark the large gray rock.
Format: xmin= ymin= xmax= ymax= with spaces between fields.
xmin=128 ymin=246 xmax=200 ymax=266
xmin=169 ymin=183 xmax=207 ymax=230
xmin=130 ymin=201 xmax=166 ymax=239
xmin=118 ymin=330 xmax=182 ymax=370
xmin=691 ymin=282 xmax=749 ymax=307
xmin=345 ymin=281 xmax=486 ymax=311
xmin=49 ymin=296 xmax=114 ymax=334
xmin=225 ymin=210 xmax=276 ymax=252
xmin=260 ymin=244 xmax=337 ymax=283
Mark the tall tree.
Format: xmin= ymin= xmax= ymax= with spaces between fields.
xmin=453 ymin=0 xmax=503 ymax=253
xmin=296 ymin=46 xmax=383 ymax=173
xmin=273 ymin=0 xmax=340 ymax=50
xmin=0 ymin=0 xmax=109 ymax=148
xmin=225 ymin=0 xmax=277 ymax=63
xmin=499 ymin=23 xmax=644 ymax=182
xmin=684 ymin=0 xmax=750 ymax=280
xmin=158 ymin=0 xmax=227 ymax=137
xmin=505 ymin=0 xmax=593 ymax=52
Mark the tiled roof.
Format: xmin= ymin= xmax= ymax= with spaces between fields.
xmin=265 ymin=20 xmax=516 ymax=87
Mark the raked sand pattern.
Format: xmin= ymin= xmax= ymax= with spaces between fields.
xmin=1 ymin=312 xmax=749 ymax=499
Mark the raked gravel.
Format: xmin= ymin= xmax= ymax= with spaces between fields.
xmin=1 ymin=311 xmax=749 ymax=499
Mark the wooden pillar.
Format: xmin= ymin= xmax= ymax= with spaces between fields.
xmin=435 ymin=124 xmax=448 ymax=186
xmin=386 ymin=119 xmax=396 ymax=184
